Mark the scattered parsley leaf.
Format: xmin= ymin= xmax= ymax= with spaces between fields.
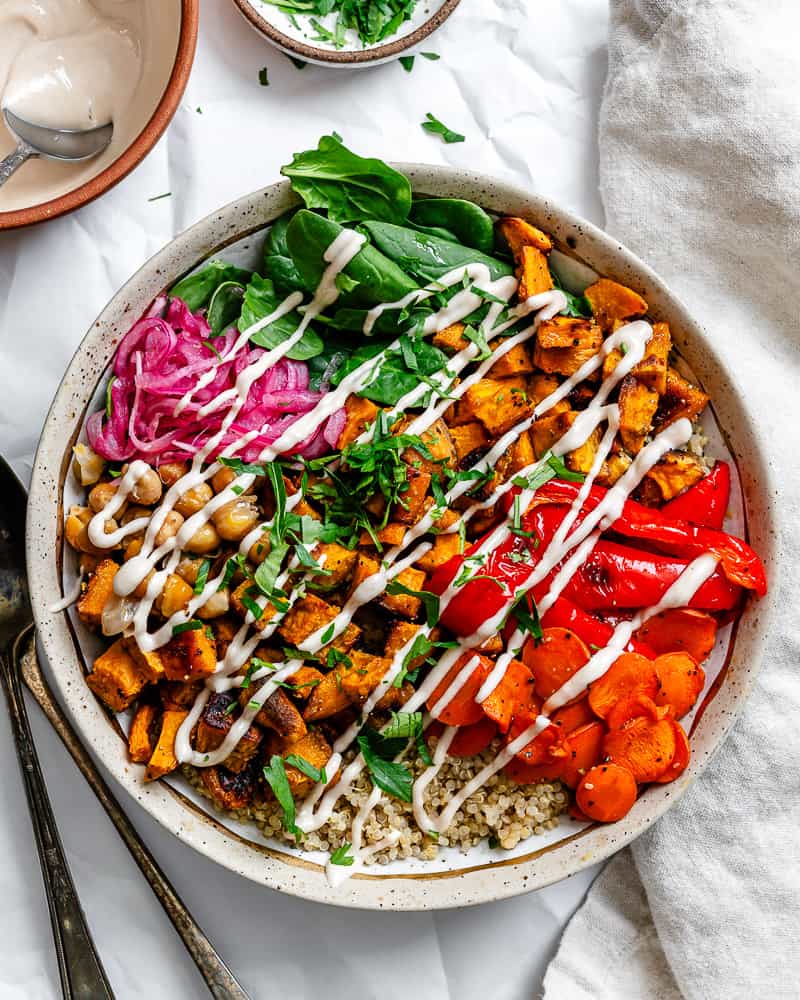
xmin=330 ymin=842 xmax=355 ymax=866
xmin=193 ymin=559 xmax=211 ymax=595
xmin=357 ymin=730 xmax=414 ymax=802
xmin=258 ymin=66 xmax=269 ymax=86
xmin=285 ymin=754 xmax=328 ymax=785
xmin=219 ymin=457 xmax=266 ymax=477
xmin=171 ymin=620 xmax=203 ymax=636
xmin=399 ymin=55 xmax=415 ymax=72
xmin=384 ymin=711 xmax=423 ymax=740
xmin=421 ymin=112 xmax=465 ymax=144
xmin=385 ymin=580 xmax=440 ymax=627
xmin=263 ymin=756 xmax=302 ymax=839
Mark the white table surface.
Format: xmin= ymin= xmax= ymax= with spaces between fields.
xmin=0 ymin=1 xmax=610 ymax=996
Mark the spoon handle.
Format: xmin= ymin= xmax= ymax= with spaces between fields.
xmin=15 ymin=627 xmax=252 ymax=1000
xmin=0 ymin=140 xmax=37 ymax=188
xmin=0 ymin=638 xmax=114 ymax=999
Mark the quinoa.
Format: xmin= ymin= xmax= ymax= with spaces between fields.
xmin=183 ymin=740 xmax=568 ymax=864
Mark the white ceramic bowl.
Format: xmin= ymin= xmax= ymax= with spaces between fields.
xmin=232 ymin=0 xmax=461 ymax=67
xmin=27 ymin=168 xmax=778 ymax=909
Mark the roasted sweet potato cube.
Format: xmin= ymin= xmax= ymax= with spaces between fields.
xmin=415 ymin=513 xmax=462 ymax=572
xmin=381 ymin=566 xmax=427 ymax=618
xmin=200 ymin=761 xmax=259 ymax=810
xmin=506 ymin=429 xmax=536 ymax=476
xmin=159 ymin=627 xmax=218 ymax=682
xmin=160 ymin=680 xmax=203 ymax=709
xmin=271 ymin=729 xmax=334 ymax=798
xmin=489 ymin=341 xmax=534 ymax=378
xmin=498 ymin=216 xmax=553 ymax=254
xmin=637 ymin=451 xmax=706 ymax=505
xmin=284 ymin=666 xmax=325 ymax=702
xmin=349 ymin=552 xmax=381 ymax=600
xmin=76 ymin=559 xmax=119 ymax=629
xmin=195 ymin=691 xmax=263 ymax=772
xmin=248 ymin=685 xmax=308 ymax=740
xmin=517 ymin=245 xmax=554 ymax=300
xmin=396 ymin=416 xmax=457 ymax=472
xmin=308 ymin=542 xmax=358 ymax=591
xmin=531 ymin=410 xmax=575 ymax=459
xmin=584 ymin=278 xmax=648 ymax=331
xmin=337 ymin=394 xmax=379 ymax=449
xmin=603 ymin=320 xmax=671 ymax=395
xmin=568 ymin=424 xmax=603 ymax=475
xmin=144 ymin=709 xmax=188 ymax=781
xmin=278 ymin=594 xmax=338 ymax=646
xmin=339 ymin=650 xmax=392 ymax=707
xmin=534 ymin=317 xmax=603 ymax=376
xmin=596 ymin=452 xmax=632 ymax=488
xmin=393 ymin=465 xmax=431 ymax=525
xmin=230 ymin=581 xmax=277 ymax=632
xmin=303 ymin=666 xmax=351 ymax=722
xmin=618 ymin=375 xmax=660 ymax=454
xmin=433 ymin=322 xmax=469 ymax=354
xmin=326 ymin=621 xmax=361 ymax=654
xmin=359 ymin=522 xmax=408 ymax=548
xmin=87 ymin=638 xmax=150 ymax=713
xmin=478 ymin=634 xmax=504 ymax=655
xmin=449 ymin=422 xmax=490 ymax=463
xmin=128 ymin=703 xmax=160 ymax=763
xmin=384 ymin=620 xmax=425 ymax=663
xmin=529 ymin=373 xmax=562 ymax=404
xmin=459 ymin=377 xmax=534 ymax=437
xmin=654 ymin=368 xmax=710 ymax=433
xmin=210 ymin=616 xmax=240 ymax=660
xmin=123 ymin=637 xmax=165 ymax=683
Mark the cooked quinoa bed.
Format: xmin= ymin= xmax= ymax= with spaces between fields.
xmin=184 ymin=740 xmax=568 ymax=862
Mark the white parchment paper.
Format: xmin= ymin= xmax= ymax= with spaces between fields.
xmin=0 ymin=1 xmax=610 ymax=996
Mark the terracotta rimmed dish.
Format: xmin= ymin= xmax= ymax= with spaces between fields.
xmin=232 ymin=0 xmax=461 ymax=67
xmin=26 ymin=168 xmax=778 ymax=910
xmin=0 ymin=1 xmax=199 ymax=231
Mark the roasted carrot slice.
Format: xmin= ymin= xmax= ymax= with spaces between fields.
xmin=550 ymin=696 xmax=595 ymax=734
xmin=507 ymin=716 xmax=564 ymax=765
xmin=576 ymin=763 xmax=638 ymax=822
xmin=602 ymin=713 xmax=677 ymax=783
xmin=568 ymin=800 xmax=591 ymax=823
xmin=449 ymin=717 xmax=498 ymax=757
xmin=634 ymin=608 xmax=717 ymax=662
xmin=561 ymin=721 xmax=607 ymax=789
xmin=427 ymin=653 xmax=492 ymax=726
xmin=587 ymin=652 xmax=659 ymax=720
xmin=522 ymin=627 xmax=591 ymax=701
xmin=480 ymin=658 xmax=534 ymax=733
xmin=654 ymin=652 xmax=705 ymax=718
xmin=653 ymin=721 xmax=691 ymax=783
xmin=606 ymin=693 xmax=671 ymax=731
xmin=504 ymin=755 xmax=566 ymax=784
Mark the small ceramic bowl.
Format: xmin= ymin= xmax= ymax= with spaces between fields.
xmin=27 ymin=167 xmax=778 ymax=910
xmin=0 ymin=1 xmax=199 ymax=231
xmin=232 ymin=0 xmax=461 ymax=67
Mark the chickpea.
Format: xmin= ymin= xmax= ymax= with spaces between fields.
xmin=158 ymin=462 xmax=189 ymax=487
xmin=155 ymin=573 xmax=193 ymax=617
xmin=196 ymin=589 xmax=230 ymax=620
xmin=88 ymin=480 xmax=123 ymax=515
xmin=211 ymin=466 xmax=236 ymax=494
xmin=174 ymin=482 xmax=213 ymax=518
xmin=154 ymin=509 xmax=185 ymax=547
xmin=174 ymin=557 xmax=202 ymax=586
xmin=183 ymin=521 xmax=221 ymax=554
xmin=127 ymin=465 xmax=162 ymax=506
xmin=212 ymin=497 xmax=260 ymax=542
xmin=121 ymin=504 xmax=151 ymax=526
xmin=64 ymin=505 xmax=118 ymax=555
xmin=133 ymin=568 xmax=155 ymax=600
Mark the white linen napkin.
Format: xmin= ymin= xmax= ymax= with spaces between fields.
xmin=544 ymin=2 xmax=800 ymax=997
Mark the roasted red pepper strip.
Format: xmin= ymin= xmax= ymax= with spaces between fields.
xmin=662 ymin=461 xmax=730 ymax=529
xmin=561 ymin=538 xmax=741 ymax=611
xmin=539 ymin=594 xmax=656 ymax=658
xmin=532 ymin=479 xmax=765 ymax=596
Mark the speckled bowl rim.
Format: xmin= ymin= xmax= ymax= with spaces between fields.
xmin=0 ymin=1 xmax=199 ymax=231
xmin=26 ymin=166 xmax=779 ymax=910
xmin=231 ymin=0 xmax=461 ymax=66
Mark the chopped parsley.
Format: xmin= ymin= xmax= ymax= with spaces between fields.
xmin=330 ymin=842 xmax=355 ymax=866
xmin=171 ymin=619 xmax=203 ymax=636
xmin=421 ymin=113 xmax=465 ymax=144
xmin=193 ymin=559 xmax=211 ymax=595
xmin=285 ymin=754 xmax=328 ymax=785
xmin=263 ymin=756 xmax=303 ymax=839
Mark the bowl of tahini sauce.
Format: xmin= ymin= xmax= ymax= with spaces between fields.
xmin=0 ymin=0 xmax=198 ymax=227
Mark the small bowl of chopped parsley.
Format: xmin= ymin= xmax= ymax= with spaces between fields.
xmin=231 ymin=0 xmax=461 ymax=67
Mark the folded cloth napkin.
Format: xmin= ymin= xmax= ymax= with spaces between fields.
xmin=543 ymin=2 xmax=800 ymax=998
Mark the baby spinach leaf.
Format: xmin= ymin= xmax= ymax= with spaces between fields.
xmin=357 ymin=729 xmax=413 ymax=802
xmin=409 ymin=198 xmax=495 ymax=255
xmin=281 ymin=134 xmax=412 ymax=225
xmin=331 ymin=338 xmax=448 ymax=406
xmin=239 ymin=273 xmax=323 ymax=360
xmin=360 ymin=221 xmax=513 ymax=282
xmin=170 ymin=260 xmax=253 ymax=311
xmin=206 ymin=280 xmax=245 ymax=337
xmin=286 ymin=210 xmax=419 ymax=308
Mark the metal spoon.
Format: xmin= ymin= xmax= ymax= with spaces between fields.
xmin=0 ymin=108 xmax=113 ymax=189
xmin=0 ymin=457 xmax=251 ymax=1000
